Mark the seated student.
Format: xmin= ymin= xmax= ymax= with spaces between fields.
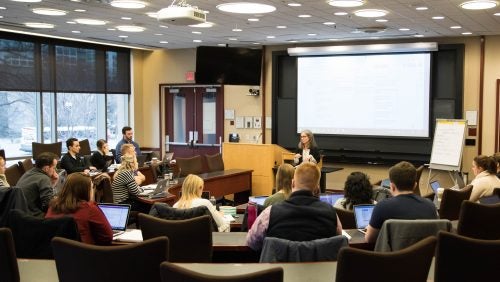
xmin=493 ymin=152 xmax=500 ymax=179
xmin=365 ymin=161 xmax=437 ymax=243
xmin=111 ymin=155 xmax=148 ymax=213
xmin=334 ymin=171 xmax=374 ymax=210
xmin=0 ymin=156 xmax=9 ymax=187
xmin=173 ymin=174 xmax=229 ymax=232
xmin=246 ymin=162 xmax=343 ymax=251
xmin=470 ymin=155 xmax=500 ymax=202
xmin=18 ymin=152 xmax=59 ymax=217
xmin=264 ymin=163 xmax=294 ymax=207
xmin=90 ymin=139 xmax=113 ymax=171
xmin=60 ymin=138 xmax=96 ymax=174
xmin=46 ymin=173 xmax=113 ymax=245
xmin=121 ymin=144 xmax=145 ymax=185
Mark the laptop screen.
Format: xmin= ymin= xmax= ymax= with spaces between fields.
xmin=381 ymin=179 xmax=390 ymax=188
xmin=98 ymin=204 xmax=130 ymax=231
xmin=353 ymin=204 xmax=375 ymax=229
xmin=430 ymin=181 xmax=441 ymax=194
xmin=163 ymin=152 xmax=174 ymax=162
xmin=319 ymin=193 xmax=344 ymax=205
xmin=249 ymin=196 xmax=268 ymax=206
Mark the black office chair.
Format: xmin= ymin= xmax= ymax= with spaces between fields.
xmin=0 ymin=228 xmax=20 ymax=282
xmin=31 ymin=142 xmax=62 ymax=159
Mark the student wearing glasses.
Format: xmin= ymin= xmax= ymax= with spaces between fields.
xmin=294 ymin=129 xmax=321 ymax=165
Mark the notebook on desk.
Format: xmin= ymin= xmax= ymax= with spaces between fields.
xmin=97 ymin=203 xmax=130 ymax=236
xmin=353 ymin=204 xmax=375 ymax=234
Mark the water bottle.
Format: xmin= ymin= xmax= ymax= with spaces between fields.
xmin=209 ymin=196 xmax=216 ymax=207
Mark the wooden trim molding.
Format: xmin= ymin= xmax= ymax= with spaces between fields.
xmin=496 ymin=79 xmax=500 ymax=152
xmin=478 ymin=36 xmax=485 ymax=155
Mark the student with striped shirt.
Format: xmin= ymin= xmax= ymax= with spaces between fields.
xmin=111 ymin=154 xmax=148 ymax=212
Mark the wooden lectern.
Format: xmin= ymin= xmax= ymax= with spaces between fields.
xmin=222 ymin=143 xmax=292 ymax=196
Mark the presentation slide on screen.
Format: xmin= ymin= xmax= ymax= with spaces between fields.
xmin=297 ymin=53 xmax=431 ymax=137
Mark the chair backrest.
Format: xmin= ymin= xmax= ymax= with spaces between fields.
xmin=204 ymin=153 xmax=224 ymax=172
xmin=139 ymin=213 xmax=212 ymax=262
xmin=32 ymin=142 xmax=62 ymax=159
xmin=336 ymin=236 xmax=436 ymax=282
xmin=18 ymin=158 xmax=33 ymax=174
xmin=438 ymin=185 xmax=473 ymax=220
xmin=148 ymin=203 xmax=218 ymax=231
xmin=259 ymin=235 xmax=348 ymax=262
xmin=412 ymin=165 xmax=424 ymax=196
xmin=52 ymin=236 xmax=169 ymax=282
xmin=7 ymin=209 xmax=80 ymax=259
xmin=176 ymin=155 xmax=204 ymax=177
xmin=4 ymin=164 xmax=23 ymax=186
xmin=93 ymin=173 xmax=113 ymax=203
xmin=457 ymin=200 xmax=500 ymax=240
xmin=160 ymin=261 xmax=283 ymax=282
xmin=0 ymin=187 xmax=29 ymax=227
xmin=78 ymin=139 xmax=92 ymax=156
xmin=0 ymin=228 xmax=20 ymax=282
xmin=374 ymin=219 xmax=451 ymax=252
xmin=435 ymin=231 xmax=500 ymax=282
xmin=335 ymin=208 xmax=357 ymax=229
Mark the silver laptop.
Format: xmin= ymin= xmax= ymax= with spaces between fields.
xmin=353 ymin=204 xmax=375 ymax=234
xmin=319 ymin=193 xmax=344 ymax=206
xmin=163 ymin=152 xmax=174 ymax=163
xmin=97 ymin=203 xmax=131 ymax=236
xmin=138 ymin=179 xmax=169 ymax=197
xmin=381 ymin=178 xmax=390 ymax=188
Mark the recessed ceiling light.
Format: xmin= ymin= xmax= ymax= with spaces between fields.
xmin=0 ymin=7 xmax=6 ymax=9
xmin=376 ymin=19 xmax=388 ymax=22
xmin=308 ymin=33 xmax=317 ymax=36
xmin=462 ymin=32 xmax=473 ymax=35
xmin=24 ymin=22 xmax=54 ymax=28
xmin=11 ymin=0 xmax=41 ymax=2
xmin=118 ymin=35 xmax=128 ymax=38
xmin=116 ymin=25 xmax=145 ymax=32
xmin=32 ymin=8 xmax=67 ymax=16
xmin=146 ymin=12 xmax=157 ymax=18
xmin=277 ymin=25 xmax=287 ymax=28
xmin=75 ymin=18 xmax=107 ymax=25
xmin=74 ymin=9 xmax=86 ymax=12
xmin=189 ymin=22 xmax=213 ymax=28
xmin=289 ymin=40 xmax=298 ymax=43
xmin=107 ymin=28 xmax=116 ymax=31
xmin=121 ymin=17 xmax=132 ymax=20
xmin=460 ymin=0 xmax=498 ymax=10
xmin=354 ymin=9 xmax=388 ymax=17
xmin=192 ymin=31 xmax=201 ymax=34
xmin=267 ymin=35 xmax=275 ymax=39
xmin=328 ymin=38 xmax=339 ymax=41
xmin=328 ymin=0 xmax=364 ymax=7
xmin=232 ymin=28 xmax=242 ymax=31
xmin=71 ymin=30 xmax=81 ymax=33
xmin=414 ymin=34 xmax=424 ymax=37
xmin=154 ymin=33 xmax=163 ymax=35
xmin=228 ymin=38 xmax=238 ymax=41
xmin=298 ymin=14 xmax=311 ymax=18
xmin=218 ymin=43 xmax=226 ymax=46
xmin=160 ymin=41 xmax=168 ymax=44
xmin=399 ymin=28 xmax=410 ymax=31
xmin=334 ymin=12 xmax=348 ymax=16
xmin=252 ymin=42 xmax=260 ymax=44
xmin=0 ymin=16 xmax=3 ymax=19
xmin=159 ymin=25 xmax=168 ymax=28
xmin=110 ymin=0 xmax=147 ymax=9
xmin=288 ymin=3 xmax=301 ymax=7
xmin=450 ymin=25 xmax=462 ymax=29
xmin=216 ymin=3 xmax=276 ymax=14
xmin=416 ymin=6 xmax=428 ymax=10
xmin=248 ymin=18 xmax=259 ymax=21
xmin=324 ymin=22 xmax=336 ymax=25
xmin=495 ymin=12 xmax=500 ymax=15
xmin=66 ymin=21 xmax=77 ymax=24
xmin=193 ymin=39 xmax=202 ymax=43
xmin=432 ymin=16 xmax=445 ymax=19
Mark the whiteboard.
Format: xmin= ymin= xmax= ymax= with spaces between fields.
xmin=429 ymin=119 xmax=467 ymax=171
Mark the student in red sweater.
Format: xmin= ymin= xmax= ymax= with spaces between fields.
xmin=46 ymin=172 xmax=113 ymax=245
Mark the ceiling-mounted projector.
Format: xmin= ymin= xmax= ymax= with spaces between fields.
xmin=157 ymin=6 xmax=206 ymax=25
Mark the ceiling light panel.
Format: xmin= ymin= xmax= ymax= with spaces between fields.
xmin=328 ymin=1 xmax=364 ymax=7
xmin=354 ymin=9 xmax=388 ymax=17
xmin=217 ymin=3 xmax=276 ymax=14
xmin=25 ymin=22 xmax=54 ymax=28
xmin=110 ymin=0 xmax=147 ymax=9
xmin=460 ymin=1 xmax=498 ymax=10
xmin=75 ymin=19 xmax=107 ymax=25
xmin=32 ymin=8 xmax=67 ymax=16
xmin=116 ymin=25 xmax=145 ymax=32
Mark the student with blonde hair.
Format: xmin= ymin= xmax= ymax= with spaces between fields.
xmin=111 ymin=154 xmax=148 ymax=213
xmin=174 ymin=174 xmax=229 ymax=232
xmin=264 ymin=163 xmax=294 ymax=207
xmin=46 ymin=173 xmax=113 ymax=245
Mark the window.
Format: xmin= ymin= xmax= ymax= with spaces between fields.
xmin=0 ymin=33 xmax=130 ymax=158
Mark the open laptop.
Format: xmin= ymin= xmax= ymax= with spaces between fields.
xmin=380 ymin=178 xmax=391 ymax=188
xmin=138 ymin=179 xmax=169 ymax=197
xmin=249 ymin=196 xmax=268 ymax=206
xmin=353 ymin=204 xmax=375 ymax=234
xmin=97 ymin=203 xmax=130 ymax=236
xmin=319 ymin=193 xmax=344 ymax=206
xmin=163 ymin=152 xmax=174 ymax=163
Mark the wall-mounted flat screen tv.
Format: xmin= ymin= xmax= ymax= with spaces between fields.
xmin=195 ymin=46 xmax=262 ymax=86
